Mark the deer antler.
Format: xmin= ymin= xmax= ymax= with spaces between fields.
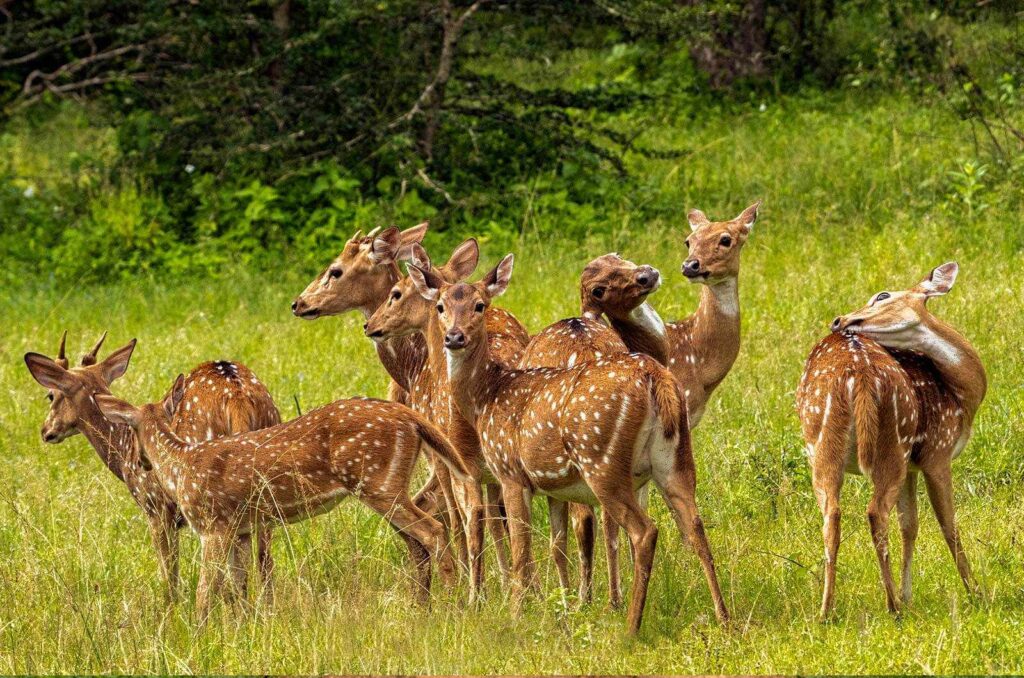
xmin=366 ymin=226 xmax=382 ymax=239
xmin=55 ymin=330 xmax=69 ymax=369
xmin=81 ymin=331 xmax=107 ymax=366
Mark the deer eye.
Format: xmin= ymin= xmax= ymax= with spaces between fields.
xmin=684 ymin=239 xmax=690 ymax=249
xmin=391 ymin=290 xmax=402 ymax=301
xmin=436 ymin=304 xmax=444 ymax=314
xmin=719 ymin=235 xmax=732 ymax=247
xmin=592 ymin=287 xmax=605 ymax=299
xmin=329 ymin=268 xmax=342 ymax=279
xmin=46 ymin=393 xmax=54 ymax=402
xmin=874 ymin=292 xmax=891 ymax=304
xmin=475 ymin=302 xmax=485 ymax=313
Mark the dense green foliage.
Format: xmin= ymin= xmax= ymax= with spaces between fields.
xmin=2 ymin=1 xmax=1021 ymax=284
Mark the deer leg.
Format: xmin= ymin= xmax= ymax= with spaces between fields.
xmin=548 ymin=497 xmax=571 ymax=593
xmin=435 ymin=463 xmax=469 ymax=575
xmin=413 ymin=471 xmax=440 ymax=516
xmin=593 ymin=490 xmax=657 ymax=635
xmin=227 ymin=532 xmax=253 ymax=610
xmin=896 ymin=471 xmax=919 ymax=604
xmin=922 ymin=463 xmax=977 ymax=596
xmin=570 ymin=502 xmax=596 ymax=604
xmin=365 ymin=494 xmax=449 ymax=605
xmin=456 ymin=478 xmax=487 ymax=604
xmin=602 ymin=509 xmax=623 ymax=610
xmin=653 ymin=463 xmax=729 ymax=625
xmin=148 ymin=510 xmax=180 ymax=605
xmin=255 ymin=524 xmax=275 ymax=607
xmin=485 ymin=483 xmax=511 ymax=583
xmin=196 ymin=533 xmax=232 ymax=623
xmin=501 ymin=480 xmax=535 ymax=611
xmin=867 ymin=461 xmax=904 ymax=614
xmin=812 ymin=460 xmax=844 ymax=621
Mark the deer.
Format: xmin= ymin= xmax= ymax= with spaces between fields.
xmin=376 ymin=253 xmax=728 ymax=634
xmin=93 ymin=375 xmax=478 ymax=619
xmin=24 ymin=332 xmax=281 ymax=602
xmin=364 ymin=238 xmax=534 ymax=598
xmin=797 ymin=262 xmax=986 ymax=619
xmin=518 ymin=253 xmax=662 ymax=607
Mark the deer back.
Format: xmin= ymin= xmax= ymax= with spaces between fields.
xmin=174 ymin=360 xmax=281 ymax=442
xmin=519 ymin=316 xmax=627 ymax=370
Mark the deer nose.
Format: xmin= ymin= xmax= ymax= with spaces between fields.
xmin=636 ymin=266 xmax=659 ymax=289
xmin=444 ymin=330 xmax=467 ymax=350
xmin=42 ymin=429 xmax=58 ymax=443
xmin=682 ymin=259 xmax=702 ymax=278
xmin=364 ymin=325 xmax=384 ymax=339
xmin=831 ymin=316 xmax=843 ymax=333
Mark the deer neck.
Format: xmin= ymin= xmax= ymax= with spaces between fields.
xmin=365 ymin=265 xmax=426 ymax=391
xmin=689 ymin=278 xmax=741 ymax=390
xmin=609 ymin=302 xmax=671 ymax=365
xmin=445 ymin=337 xmax=500 ymax=428
xmin=78 ymin=406 xmax=137 ymax=482
xmin=913 ymin=319 xmax=987 ymax=423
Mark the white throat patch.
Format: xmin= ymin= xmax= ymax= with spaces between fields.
xmin=629 ymin=302 xmax=667 ymax=339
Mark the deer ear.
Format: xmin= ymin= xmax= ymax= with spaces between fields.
xmin=482 ymin=254 xmax=515 ymax=298
xmin=97 ymin=338 xmax=137 ymax=385
xmin=916 ymin=262 xmax=959 ymax=298
xmin=395 ymin=221 xmax=428 ymax=261
xmin=162 ymin=374 xmax=186 ymax=419
xmin=95 ymin=394 xmax=141 ymax=428
xmin=442 ymin=238 xmax=479 ymax=282
xmin=408 ymin=243 xmax=431 ymax=271
xmin=688 ymin=209 xmax=710 ymax=232
xmin=408 ymin=264 xmax=444 ymax=302
xmin=25 ymin=353 xmax=77 ymax=393
xmin=735 ymin=199 xmax=761 ymax=234
xmin=370 ymin=227 xmax=401 ymax=264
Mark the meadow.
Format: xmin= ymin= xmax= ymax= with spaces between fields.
xmin=2 ymin=88 xmax=1023 ymax=674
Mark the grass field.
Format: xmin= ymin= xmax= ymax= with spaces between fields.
xmin=1 ymin=90 xmax=1023 ymax=674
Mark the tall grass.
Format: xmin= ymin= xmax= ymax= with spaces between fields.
xmin=0 ymin=90 xmax=1022 ymax=673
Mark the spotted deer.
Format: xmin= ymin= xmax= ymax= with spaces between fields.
xmin=519 ymin=253 xmax=662 ymax=607
xmin=94 ymin=376 xmax=477 ymax=619
xmin=24 ymin=332 xmax=281 ymax=601
xmin=395 ymin=254 xmax=728 ymax=634
xmin=293 ymin=225 xmax=529 ymax=575
xmin=365 ymin=239 xmax=531 ymax=597
xmin=797 ymin=262 xmax=986 ymax=619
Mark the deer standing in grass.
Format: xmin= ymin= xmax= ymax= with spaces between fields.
xmin=797 ymin=262 xmax=986 ymax=619
xmin=94 ymin=376 xmax=476 ymax=618
xmin=382 ymin=254 xmax=727 ymax=634
xmin=365 ymin=239 xmax=533 ymax=598
xmin=519 ymin=253 xmax=662 ymax=606
xmin=24 ymin=333 xmax=280 ymax=601
xmin=297 ymin=226 xmax=530 ymax=588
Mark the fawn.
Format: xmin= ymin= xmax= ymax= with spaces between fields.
xmin=797 ymin=262 xmax=986 ymax=618
xmin=376 ymin=253 xmax=728 ymax=634
xmin=95 ymin=376 xmax=477 ymax=618
xmin=24 ymin=332 xmax=280 ymax=601
xmin=519 ymin=253 xmax=662 ymax=606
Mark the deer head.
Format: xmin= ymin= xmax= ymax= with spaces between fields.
xmin=682 ymin=200 xmax=761 ymax=284
xmin=292 ymin=222 xmax=428 ymax=319
xmin=410 ymin=254 xmax=515 ymax=354
xmin=94 ymin=374 xmax=186 ymax=471
xmin=24 ymin=332 xmax=137 ymax=444
xmin=831 ymin=262 xmax=959 ymax=351
xmin=579 ymin=253 xmax=661 ymax=321
xmin=364 ymin=238 xmax=480 ymax=341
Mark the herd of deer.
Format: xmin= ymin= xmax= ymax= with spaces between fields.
xmin=23 ymin=201 xmax=987 ymax=634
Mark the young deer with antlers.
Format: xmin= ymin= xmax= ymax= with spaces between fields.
xmin=94 ymin=377 xmax=476 ymax=618
xmin=519 ymin=253 xmax=662 ymax=606
xmin=797 ymin=262 xmax=986 ymax=619
xmin=379 ymin=254 xmax=728 ymax=634
xmin=24 ymin=333 xmax=280 ymax=601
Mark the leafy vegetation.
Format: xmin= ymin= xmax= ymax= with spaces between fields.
xmin=1 ymin=1 xmax=1023 ymax=673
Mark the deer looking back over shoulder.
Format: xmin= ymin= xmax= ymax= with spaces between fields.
xmin=24 ymin=332 xmax=280 ymax=602
xmin=797 ymin=262 xmax=985 ymax=619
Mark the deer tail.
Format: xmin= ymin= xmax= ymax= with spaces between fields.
xmin=852 ymin=375 xmax=879 ymax=471
xmin=414 ymin=415 xmax=479 ymax=483
xmin=650 ymin=367 xmax=684 ymax=440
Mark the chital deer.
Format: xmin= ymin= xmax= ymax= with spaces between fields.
xmin=390 ymin=254 xmax=728 ymax=634
xmin=95 ymin=376 xmax=477 ymax=618
xmin=797 ymin=262 xmax=986 ymax=619
xmin=365 ymin=239 xmax=531 ymax=597
xmin=519 ymin=253 xmax=662 ymax=606
xmin=24 ymin=332 xmax=280 ymax=601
